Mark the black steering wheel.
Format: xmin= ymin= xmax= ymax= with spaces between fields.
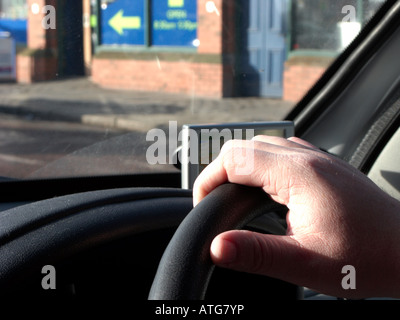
xmin=0 ymin=183 xmax=288 ymax=300
xmin=148 ymin=183 xmax=287 ymax=300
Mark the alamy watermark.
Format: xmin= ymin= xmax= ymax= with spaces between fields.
xmin=342 ymin=5 xmax=357 ymax=22
xmin=41 ymin=265 xmax=56 ymax=290
xmin=146 ymin=121 xmax=255 ymax=175
xmin=32 ymin=4 xmax=56 ymax=30
xmin=341 ymin=265 xmax=356 ymax=290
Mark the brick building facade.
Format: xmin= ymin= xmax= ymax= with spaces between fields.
xmin=6 ymin=0 xmax=385 ymax=102
xmin=91 ymin=0 xmax=236 ymax=98
xmin=283 ymin=56 xmax=333 ymax=102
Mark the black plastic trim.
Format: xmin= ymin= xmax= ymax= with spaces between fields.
xmin=0 ymin=172 xmax=181 ymax=202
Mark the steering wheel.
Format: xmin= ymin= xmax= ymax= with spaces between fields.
xmin=0 ymin=183 xmax=287 ymax=300
xmin=148 ymin=183 xmax=287 ymax=300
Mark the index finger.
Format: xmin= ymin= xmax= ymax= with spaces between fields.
xmin=192 ymin=139 xmax=280 ymax=206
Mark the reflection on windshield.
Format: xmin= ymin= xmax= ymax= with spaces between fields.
xmin=0 ymin=0 xmax=385 ymax=179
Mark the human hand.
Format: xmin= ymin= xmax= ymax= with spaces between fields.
xmin=193 ymin=136 xmax=400 ymax=298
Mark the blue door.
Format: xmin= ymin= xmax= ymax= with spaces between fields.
xmin=238 ymin=0 xmax=286 ymax=97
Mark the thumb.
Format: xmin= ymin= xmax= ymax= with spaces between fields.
xmin=210 ymin=230 xmax=310 ymax=285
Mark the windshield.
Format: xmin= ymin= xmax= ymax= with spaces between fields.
xmin=0 ymin=0 xmax=386 ymax=180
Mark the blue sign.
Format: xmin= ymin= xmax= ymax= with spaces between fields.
xmin=151 ymin=0 xmax=197 ymax=47
xmin=99 ymin=0 xmax=197 ymax=47
xmin=0 ymin=19 xmax=27 ymax=44
xmin=100 ymin=0 xmax=145 ymax=45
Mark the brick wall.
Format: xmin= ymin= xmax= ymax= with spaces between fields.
xmin=16 ymin=0 xmax=58 ymax=83
xmin=283 ymin=56 xmax=333 ymax=102
xmin=92 ymin=57 xmax=224 ymax=97
xmin=17 ymin=53 xmax=58 ymax=83
xmin=197 ymin=0 xmax=222 ymax=54
xmin=14 ymin=1 xmax=336 ymax=101
xmin=16 ymin=55 xmax=31 ymax=83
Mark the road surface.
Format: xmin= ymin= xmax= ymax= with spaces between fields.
xmin=0 ymin=114 xmax=177 ymax=180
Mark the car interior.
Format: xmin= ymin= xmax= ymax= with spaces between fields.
xmin=0 ymin=0 xmax=399 ymax=306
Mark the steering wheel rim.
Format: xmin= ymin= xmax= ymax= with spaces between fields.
xmin=0 ymin=187 xmax=193 ymax=295
xmin=148 ymin=183 xmax=286 ymax=300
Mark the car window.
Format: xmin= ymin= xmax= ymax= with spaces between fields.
xmin=0 ymin=0 xmax=386 ymax=180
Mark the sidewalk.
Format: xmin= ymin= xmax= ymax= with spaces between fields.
xmin=0 ymin=77 xmax=295 ymax=132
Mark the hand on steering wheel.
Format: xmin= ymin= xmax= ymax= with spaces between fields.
xmin=151 ymin=136 xmax=400 ymax=300
xmin=193 ymin=136 xmax=400 ymax=299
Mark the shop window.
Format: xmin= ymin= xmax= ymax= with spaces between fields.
xmin=98 ymin=0 xmax=197 ymax=48
xmin=290 ymin=0 xmax=385 ymax=53
xmin=0 ymin=0 xmax=27 ymax=19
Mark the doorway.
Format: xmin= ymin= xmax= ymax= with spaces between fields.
xmin=57 ymin=0 xmax=85 ymax=77
xmin=237 ymin=0 xmax=286 ymax=98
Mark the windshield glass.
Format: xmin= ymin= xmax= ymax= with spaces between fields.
xmin=0 ymin=0 xmax=386 ymax=180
